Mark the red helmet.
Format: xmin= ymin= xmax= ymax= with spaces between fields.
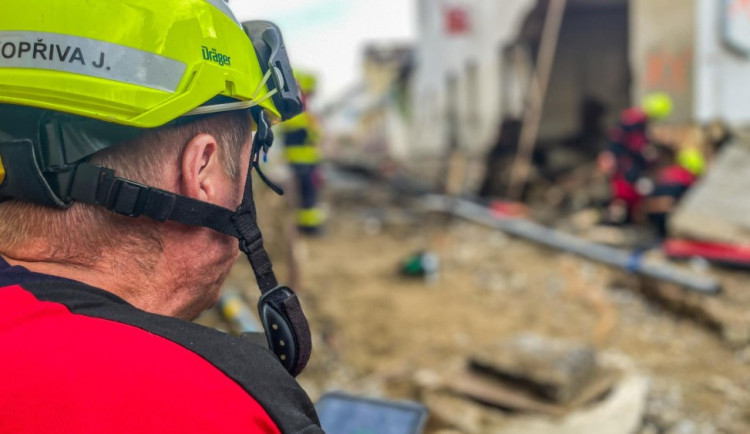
xmin=620 ymin=108 xmax=648 ymax=128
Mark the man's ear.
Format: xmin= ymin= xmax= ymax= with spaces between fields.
xmin=180 ymin=133 xmax=223 ymax=203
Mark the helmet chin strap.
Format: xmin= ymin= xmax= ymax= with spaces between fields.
xmin=231 ymin=107 xmax=311 ymax=376
xmin=63 ymin=107 xmax=312 ymax=376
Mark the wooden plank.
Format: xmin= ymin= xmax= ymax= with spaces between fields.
xmin=450 ymin=370 xmax=568 ymax=417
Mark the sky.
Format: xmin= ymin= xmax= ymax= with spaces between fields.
xmin=230 ymin=0 xmax=416 ymax=103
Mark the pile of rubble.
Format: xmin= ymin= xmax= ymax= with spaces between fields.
xmin=416 ymin=334 xmax=648 ymax=434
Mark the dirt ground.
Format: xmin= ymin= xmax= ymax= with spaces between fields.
xmin=211 ymin=180 xmax=750 ymax=433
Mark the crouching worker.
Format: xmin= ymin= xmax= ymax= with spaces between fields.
xmin=598 ymin=93 xmax=673 ymax=224
xmin=0 ymin=1 xmax=321 ymax=432
xmin=645 ymin=147 xmax=706 ymax=238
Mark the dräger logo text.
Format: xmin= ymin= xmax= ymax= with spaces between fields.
xmin=202 ymin=46 xmax=231 ymax=67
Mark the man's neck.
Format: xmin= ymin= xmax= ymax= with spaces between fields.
xmin=1 ymin=251 xmax=196 ymax=319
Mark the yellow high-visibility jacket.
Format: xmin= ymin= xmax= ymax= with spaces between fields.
xmin=278 ymin=112 xmax=322 ymax=165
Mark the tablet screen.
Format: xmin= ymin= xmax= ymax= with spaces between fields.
xmin=316 ymin=392 xmax=428 ymax=434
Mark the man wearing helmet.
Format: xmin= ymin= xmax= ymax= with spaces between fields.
xmin=0 ymin=0 xmax=321 ymax=432
xmin=597 ymin=92 xmax=673 ymax=224
xmin=278 ymin=70 xmax=326 ymax=235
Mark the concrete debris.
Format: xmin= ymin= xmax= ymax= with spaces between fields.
xmin=671 ymin=143 xmax=750 ymax=245
xmin=251 ymin=180 xmax=750 ymax=430
xmin=636 ymin=278 xmax=750 ymax=348
xmin=497 ymin=374 xmax=649 ymax=434
xmin=422 ymin=371 xmax=648 ymax=434
xmin=449 ymin=370 xmax=569 ymax=417
xmin=469 ymin=334 xmax=598 ymax=404
xmin=412 ymin=335 xmax=651 ymax=432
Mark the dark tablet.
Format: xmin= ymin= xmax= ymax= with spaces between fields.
xmin=316 ymin=392 xmax=429 ymax=434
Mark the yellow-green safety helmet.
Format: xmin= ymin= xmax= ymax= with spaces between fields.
xmin=642 ymin=92 xmax=673 ymax=121
xmin=0 ymin=0 xmax=303 ymax=208
xmin=0 ymin=0 xmax=302 ymax=127
xmin=677 ymin=148 xmax=706 ymax=176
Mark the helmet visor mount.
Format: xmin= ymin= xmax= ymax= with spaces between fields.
xmin=243 ymin=21 xmax=302 ymax=121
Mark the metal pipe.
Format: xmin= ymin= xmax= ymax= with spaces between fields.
xmin=423 ymin=195 xmax=721 ymax=294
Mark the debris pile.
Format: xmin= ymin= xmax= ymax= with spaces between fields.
xmin=666 ymin=143 xmax=750 ymax=268
xmin=417 ymin=334 xmax=648 ymax=434
xmin=464 ymin=335 xmax=608 ymax=409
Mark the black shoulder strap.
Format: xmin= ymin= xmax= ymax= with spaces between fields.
xmin=19 ymin=279 xmax=321 ymax=432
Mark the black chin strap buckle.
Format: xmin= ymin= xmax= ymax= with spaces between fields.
xmin=233 ymin=155 xmax=312 ymax=376
xmin=250 ymin=107 xmax=284 ymax=195
xmin=257 ymin=286 xmax=312 ymax=377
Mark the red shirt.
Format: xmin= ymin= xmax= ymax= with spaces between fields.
xmin=0 ymin=259 xmax=321 ymax=433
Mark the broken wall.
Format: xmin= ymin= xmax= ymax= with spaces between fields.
xmin=630 ymin=0 xmax=696 ymax=123
xmin=410 ymin=0 xmax=536 ymax=158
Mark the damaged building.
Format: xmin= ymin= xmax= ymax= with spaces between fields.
xmin=402 ymin=0 xmax=750 ymax=191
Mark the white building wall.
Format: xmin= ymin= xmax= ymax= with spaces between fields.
xmin=695 ymin=0 xmax=750 ymax=126
xmin=411 ymin=0 xmax=536 ymax=158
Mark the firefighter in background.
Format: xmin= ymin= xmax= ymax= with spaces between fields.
xmin=279 ymin=71 xmax=325 ymax=234
xmin=598 ymin=92 xmax=674 ymax=223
